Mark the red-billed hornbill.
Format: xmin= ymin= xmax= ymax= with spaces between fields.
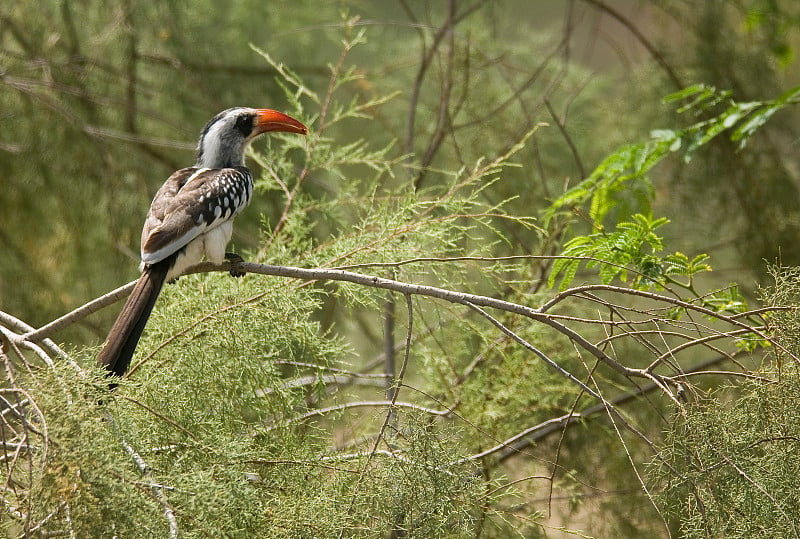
xmin=98 ymin=108 xmax=308 ymax=378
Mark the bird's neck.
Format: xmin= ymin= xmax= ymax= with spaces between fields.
xmin=196 ymin=122 xmax=248 ymax=168
xmin=196 ymin=145 xmax=246 ymax=169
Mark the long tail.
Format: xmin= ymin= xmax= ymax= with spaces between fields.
xmin=97 ymin=260 xmax=171 ymax=377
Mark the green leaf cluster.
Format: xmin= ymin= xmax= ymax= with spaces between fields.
xmin=663 ymin=83 xmax=800 ymax=152
xmin=549 ymin=213 xmax=714 ymax=291
xmin=546 ymin=84 xmax=800 ymax=230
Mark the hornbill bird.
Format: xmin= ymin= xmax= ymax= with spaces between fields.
xmin=97 ymin=107 xmax=308 ymax=378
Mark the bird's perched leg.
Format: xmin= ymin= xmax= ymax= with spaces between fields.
xmin=225 ymin=252 xmax=246 ymax=277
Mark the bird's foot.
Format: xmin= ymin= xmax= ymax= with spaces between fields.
xmin=225 ymin=252 xmax=246 ymax=277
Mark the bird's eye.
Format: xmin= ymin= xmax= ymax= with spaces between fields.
xmin=235 ymin=114 xmax=254 ymax=136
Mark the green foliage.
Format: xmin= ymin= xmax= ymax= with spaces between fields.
xmin=545 ymin=82 xmax=800 ymax=328
xmin=650 ymin=267 xmax=800 ymax=536
xmin=546 ymin=84 xmax=800 ymax=230
xmin=654 ymin=371 xmax=800 ymax=537
xmin=663 ymin=83 xmax=800 ymax=152
xmin=545 ymin=139 xmax=664 ymax=226
xmin=9 ymin=293 xmax=484 ymax=537
xmin=545 ymin=209 xmax=771 ymax=353
xmin=548 ymin=213 xmax=713 ymax=290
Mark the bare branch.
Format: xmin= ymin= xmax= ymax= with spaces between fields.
xmin=108 ymin=411 xmax=179 ymax=538
xmin=544 ymin=98 xmax=586 ymax=179
xmin=493 ymin=353 xmax=742 ymax=462
xmin=579 ymin=0 xmax=684 ymax=89
xmin=16 ymin=282 xmax=136 ymax=345
xmin=403 ymin=1 xmax=483 ymax=167
xmin=263 ymin=401 xmax=449 ymax=432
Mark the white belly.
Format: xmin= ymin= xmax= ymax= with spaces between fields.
xmin=165 ymin=220 xmax=234 ymax=281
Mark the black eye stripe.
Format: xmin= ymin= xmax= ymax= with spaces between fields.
xmin=235 ymin=114 xmax=254 ymax=137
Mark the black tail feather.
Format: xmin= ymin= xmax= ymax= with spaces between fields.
xmin=97 ymin=259 xmax=171 ymax=378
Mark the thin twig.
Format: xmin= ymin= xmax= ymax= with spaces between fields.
xmin=544 ymin=98 xmax=586 ymax=179
xmin=579 ymin=0 xmax=684 ymax=89
xmin=403 ymin=1 xmax=483 ymax=164
xmin=340 ymin=294 xmax=414 ymax=537
xmin=493 ymin=353 xmax=737 ymax=462
xmin=540 ymin=284 xmax=792 ymax=362
xmin=414 ymin=0 xmax=456 ymax=189
xmin=464 ymin=302 xmax=602 ymax=400
xmin=262 ymin=399 xmax=449 ymax=432
xmin=106 ymin=411 xmax=179 ymax=538
xmin=261 ymin=18 xmax=359 ymax=254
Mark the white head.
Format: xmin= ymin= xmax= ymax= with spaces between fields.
xmin=196 ymin=107 xmax=307 ymax=168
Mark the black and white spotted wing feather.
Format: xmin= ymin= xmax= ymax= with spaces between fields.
xmin=140 ymin=166 xmax=254 ymax=268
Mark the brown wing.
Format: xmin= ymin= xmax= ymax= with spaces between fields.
xmin=140 ymin=166 xmax=253 ymax=264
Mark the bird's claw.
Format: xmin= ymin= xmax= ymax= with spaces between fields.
xmin=225 ymin=252 xmax=246 ymax=277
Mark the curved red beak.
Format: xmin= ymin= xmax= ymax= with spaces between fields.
xmin=255 ymin=109 xmax=308 ymax=135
